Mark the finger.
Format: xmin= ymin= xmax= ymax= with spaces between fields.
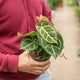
xmin=31 ymin=70 xmax=45 ymax=75
xmin=20 ymin=67 xmax=44 ymax=75
xmin=60 ymin=54 xmax=63 ymax=57
xmin=23 ymin=51 xmax=29 ymax=56
xmin=25 ymin=69 xmax=45 ymax=75
xmin=33 ymin=62 xmax=50 ymax=71
xmin=62 ymin=53 xmax=68 ymax=59
xmin=60 ymin=49 xmax=64 ymax=57
xmin=60 ymin=51 xmax=68 ymax=59
xmin=33 ymin=60 xmax=50 ymax=67
xmin=23 ymin=70 xmax=42 ymax=75
xmin=31 ymin=72 xmax=44 ymax=75
xmin=41 ymin=62 xmax=50 ymax=71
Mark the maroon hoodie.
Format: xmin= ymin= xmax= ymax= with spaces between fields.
xmin=0 ymin=0 xmax=52 ymax=80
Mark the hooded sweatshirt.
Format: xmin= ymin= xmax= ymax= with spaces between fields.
xmin=0 ymin=0 xmax=52 ymax=80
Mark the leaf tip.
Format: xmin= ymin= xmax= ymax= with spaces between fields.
xmin=17 ymin=32 xmax=22 ymax=37
xmin=36 ymin=15 xmax=50 ymax=23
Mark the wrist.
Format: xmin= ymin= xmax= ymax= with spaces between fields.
xmin=17 ymin=55 xmax=22 ymax=71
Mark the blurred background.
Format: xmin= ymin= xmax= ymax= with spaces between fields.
xmin=46 ymin=0 xmax=80 ymax=80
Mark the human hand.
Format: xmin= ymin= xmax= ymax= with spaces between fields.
xmin=60 ymin=49 xmax=68 ymax=59
xmin=18 ymin=51 xmax=50 ymax=75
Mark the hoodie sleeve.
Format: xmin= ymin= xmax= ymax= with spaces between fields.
xmin=0 ymin=52 xmax=19 ymax=73
xmin=41 ymin=0 xmax=54 ymax=25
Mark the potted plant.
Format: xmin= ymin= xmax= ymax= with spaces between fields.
xmin=17 ymin=15 xmax=64 ymax=62
xmin=57 ymin=0 xmax=63 ymax=7
xmin=46 ymin=0 xmax=58 ymax=10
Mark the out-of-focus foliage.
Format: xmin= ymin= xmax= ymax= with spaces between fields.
xmin=46 ymin=0 xmax=63 ymax=10
xmin=46 ymin=0 xmax=57 ymax=10
xmin=68 ymin=0 xmax=76 ymax=5
xmin=78 ymin=47 xmax=80 ymax=57
xmin=58 ymin=0 xmax=63 ymax=3
xmin=74 ymin=6 xmax=80 ymax=17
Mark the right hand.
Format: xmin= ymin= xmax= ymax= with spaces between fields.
xmin=18 ymin=51 xmax=50 ymax=75
xmin=60 ymin=49 xmax=68 ymax=59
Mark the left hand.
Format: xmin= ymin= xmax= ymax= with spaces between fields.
xmin=60 ymin=49 xmax=68 ymax=59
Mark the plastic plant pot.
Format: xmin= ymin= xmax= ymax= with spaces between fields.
xmin=29 ymin=51 xmax=51 ymax=62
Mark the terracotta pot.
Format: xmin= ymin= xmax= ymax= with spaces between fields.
xmin=29 ymin=51 xmax=51 ymax=62
xmin=57 ymin=3 xmax=63 ymax=7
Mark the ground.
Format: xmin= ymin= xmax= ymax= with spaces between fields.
xmin=49 ymin=0 xmax=80 ymax=80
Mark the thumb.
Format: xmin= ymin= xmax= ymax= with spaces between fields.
xmin=22 ymin=51 xmax=29 ymax=56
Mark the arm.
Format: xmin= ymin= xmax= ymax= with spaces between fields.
xmin=0 ymin=51 xmax=50 ymax=75
xmin=0 ymin=52 xmax=19 ymax=73
xmin=41 ymin=0 xmax=54 ymax=24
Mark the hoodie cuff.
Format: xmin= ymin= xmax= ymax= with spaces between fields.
xmin=7 ymin=55 xmax=19 ymax=73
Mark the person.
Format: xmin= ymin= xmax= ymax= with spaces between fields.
xmin=0 ymin=0 xmax=67 ymax=80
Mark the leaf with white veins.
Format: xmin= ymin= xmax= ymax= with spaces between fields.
xmin=37 ymin=32 xmax=64 ymax=59
xmin=36 ymin=21 xmax=58 ymax=44
xmin=20 ymin=36 xmax=39 ymax=51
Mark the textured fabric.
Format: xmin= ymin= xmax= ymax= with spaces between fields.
xmin=0 ymin=0 xmax=52 ymax=80
xmin=36 ymin=69 xmax=52 ymax=80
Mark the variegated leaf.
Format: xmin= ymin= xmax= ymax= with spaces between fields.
xmin=37 ymin=32 xmax=64 ymax=59
xmin=20 ymin=36 xmax=39 ymax=51
xmin=36 ymin=21 xmax=58 ymax=44
xmin=36 ymin=46 xmax=43 ymax=54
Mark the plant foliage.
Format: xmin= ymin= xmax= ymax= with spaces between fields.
xmin=18 ymin=15 xmax=64 ymax=59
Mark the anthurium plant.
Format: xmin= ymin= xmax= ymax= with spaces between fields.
xmin=18 ymin=15 xmax=64 ymax=61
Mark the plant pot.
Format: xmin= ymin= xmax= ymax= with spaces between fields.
xmin=57 ymin=3 xmax=63 ymax=7
xmin=29 ymin=51 xmax=51 ymax=62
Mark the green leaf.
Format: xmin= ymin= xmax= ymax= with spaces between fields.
xmin=17 ymin=31 xmax=37 ymax=37
xmin=36 ymin=46 xmax=43 ymax=54
xmin=36 ymin=21 xmax=58 ymax=44
xmin=42 ymin=50 xmax=50 ymax=59
xmin=74 ymin=6 xmax=80 ymax=17
xmin=20 ymin=36 xmax=39 ymax=51
xmin=17 ymin=32 xmax=23 ymax=37
xmin=37 ymin=31 xmax=64 ymax=59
